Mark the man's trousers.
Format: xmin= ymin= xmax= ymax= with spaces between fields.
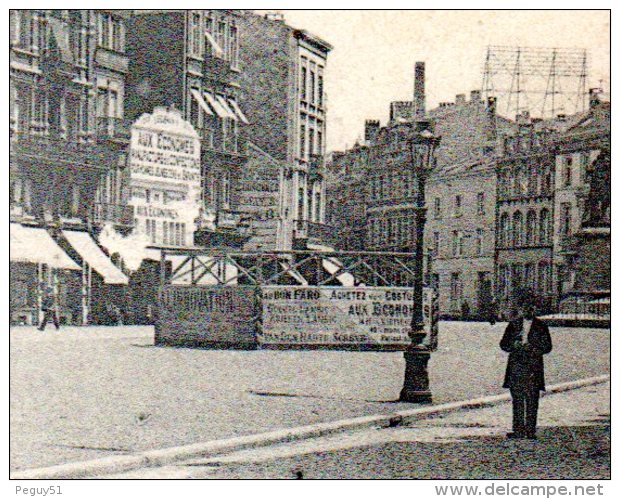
xmin=510 ymin=385 xmax=540 ymax=436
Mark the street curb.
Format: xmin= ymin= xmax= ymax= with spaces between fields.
xmin=11 ymin=374 xmax=609 ymax=479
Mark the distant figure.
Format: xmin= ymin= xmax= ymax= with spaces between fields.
xmin=488 ymin=299 xmax=497 ymax=325
xmin=38 ymin=286 xmax=60 ymax=331
xmin=460 ymin=300 xmax=470 ymax=320
xmin=500 ymin=294 xmax=552 ymax=439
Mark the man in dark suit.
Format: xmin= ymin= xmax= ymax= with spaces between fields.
xmin=38 ymin=285 xmax=60 ymax=331
xmin=500 ymin=295 xmax=552 ymax=439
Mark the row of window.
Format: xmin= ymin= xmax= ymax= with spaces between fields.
xmin=497 ymin=164 xmax=553 ymax=199
xmin=497 ymin=262 xmax=553 ymax=298
xmin=300 ymin=56 xmax=325 ymax=108
xmin=498 ymin=208 xmax=551 ymax=248
xmin=366 ymin=216 xmax=415 ymax=248
xmin=142 ymin=218 xmax=187 ymax=246
xmin=10 ymin=83 xmax=89 ymax=140
xmin=188 ymin=11 xmax=239 ymax=68
xmin=299 ymin=115 xmax=324 ymax=161
xmin=433 ymin=192 xmax=486 ymax=219
xmin=296 ymin=173 xmax=323 ymax=222
xmin=370 ymin=172 xmax=416 ymax=202
xmin=188 ymin=91 xmax=240 ymax=153
xmin=432 ymin=229 xmax=486 ymax=258
xmin=10 ymin=177 xmax=81 ymax=219
xmin=11 ymin=11 xmax=125 ymax=56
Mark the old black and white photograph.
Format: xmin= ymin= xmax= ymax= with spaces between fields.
xmin=8 ymin=4 xmax=612 ymax=488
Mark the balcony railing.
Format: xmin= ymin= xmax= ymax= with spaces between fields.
xmin=559 ymin=296 xmax=610 ymax=320
xmin=96 ymin=117 xmax=132 ymax=141
xmin=10 ymin=130 xmax=118 ymax=170
xmin=294 ymin=220 xmax=340 ymax=248
xmin=91 ymin=203 xmax=134 ymax=228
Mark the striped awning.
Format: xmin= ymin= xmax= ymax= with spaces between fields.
xmin=10 ymin=223 xmax=80 ymax=270
xmin=62 ymin=230 xmax=129 ymax=285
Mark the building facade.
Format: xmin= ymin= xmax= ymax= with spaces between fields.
xmin=552 ymin=96 xmax=610 ymax=310
xmin=126 ymin=10 xmax=250 ymax=247
xmin=10 ymin=10 xmax=131 ymax=325
xmin=423 ymin=92 xmax=515 ymax=319
xmin=426 ymin=160 xmax=497 ymax=319
xmin=495 ymin=114 xmax=559 ymax=314
xmin=237 ymin=11 xmax=332 ymax=250
xmin=325 ymin=143 xmax=370 ymax=251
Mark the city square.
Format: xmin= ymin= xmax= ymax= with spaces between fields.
xmin=9 ymin=9 xmax=610 ymax=481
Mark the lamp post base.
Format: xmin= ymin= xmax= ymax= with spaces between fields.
xmin=399 ymin=349 xmax=432 ymax=403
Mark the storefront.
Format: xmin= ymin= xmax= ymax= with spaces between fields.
xmin=10 ymin=223 xmax=81 ymax=326
xmin=60 ymin=229 xmax=129 ymax=325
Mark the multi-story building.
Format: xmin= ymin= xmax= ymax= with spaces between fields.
xmin=325 ymin=65 xmax=514 ymax=319
xmin=10 ymin=10 xmax=131 ymax=326
xmin=552 ymin=94 xmax=610 ymax=311
xmin=494 ymin=112 xmax=564 ymax=314
xmin=423 ymin=92 xmax=516 ymax=319
xmin=495 ymin=96 xmax=610 ymax=316
xmin=126 ymin=10 xmax=250 ymax=246
xmin=236 ymin=11 xmax=332 ymax=250
xmin=325 ymin=142 xmax=370 ymax=251
xmin=426 ymin=159 xmax=497 ymax=319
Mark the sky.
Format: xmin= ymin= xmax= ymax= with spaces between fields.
xmin=270 ymin=10 xmax=610 ymax=153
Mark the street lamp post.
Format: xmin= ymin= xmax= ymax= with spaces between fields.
xmin=399 ymin=125 xmax=438 ymax=403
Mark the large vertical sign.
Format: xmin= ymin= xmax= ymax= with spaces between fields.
xmin=236 ymin=145 xmax=282 ymax=250
xmin=129 ymin=107 xmax=202 ymax=246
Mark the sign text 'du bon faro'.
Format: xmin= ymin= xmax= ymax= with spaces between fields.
xmin=259 ymin=286 xmax=433 ymax=349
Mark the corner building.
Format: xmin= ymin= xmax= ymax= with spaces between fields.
xmin=236 ymin=12 xmax=333 ymax=250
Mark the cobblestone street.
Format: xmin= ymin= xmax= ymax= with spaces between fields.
xmin=104 ymin=382 xmax=610 ymax=479
xmin=10 ymin=322 xmax=609 ymax=472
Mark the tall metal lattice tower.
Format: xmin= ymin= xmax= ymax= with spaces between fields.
xmin=482 ymin=46 xmax=588 ymax=119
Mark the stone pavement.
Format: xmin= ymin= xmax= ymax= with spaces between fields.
xmin=102 ymin=381 xmax=610 ymax=479
xmin=10 ymin=323 xmax=609 ymax=472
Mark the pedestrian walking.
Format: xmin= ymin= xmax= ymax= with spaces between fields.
xmin=500 ymin=292 xmax=552 ymax=439
xmin=488 ymin=298 xmax=497 ymax=325
xmin=38 ymin=285 xmax=60 ymax=331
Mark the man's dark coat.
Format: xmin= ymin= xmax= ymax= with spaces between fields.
xmin=500 ymin=317 xmax=552 ymax=391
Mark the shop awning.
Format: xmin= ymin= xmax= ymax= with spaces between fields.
xmin=204 ymin=92 xmax=230 ymax=119
xmin=228 ymin=98 xmax=250 ymax=124
xmin=205 ymin=31 xmax=224 ymax=57
xmin=62 ymin=230 xmax=129 ymax=285
xmin=10 ymin=223 xmax=80 ymax=270
xmin=215 ymin=95 xmax=238 ymax=120
xmin=190 ymin=88 xmax=214 ymax=116
xmin=322 ymin=258 xmax=356 ymax=286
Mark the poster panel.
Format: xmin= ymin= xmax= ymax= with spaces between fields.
xmin=260 ymin=286 xmax=435 ymax=350
xmin=156 ymin=286 xmax=258 ymax=347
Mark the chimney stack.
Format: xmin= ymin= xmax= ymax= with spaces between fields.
xmin=455 ymin=94 xmax=466 ymax=106
xmin=364 ymin=119 xmax=380 ymax=145
xmin=487 ymin=96 xmax=497 ymax=114
xmin=470 ymin=90 xmax=481 ymax=102
xmin=413 ymin=61 xmax=426 ymax=118
xmin=589 ymin=88 xmax=602 ymax=109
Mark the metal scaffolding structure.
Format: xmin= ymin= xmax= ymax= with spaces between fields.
xmin=482 ymin=46 xmax=588 ymax=119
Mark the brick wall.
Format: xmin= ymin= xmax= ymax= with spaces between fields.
xmin=237 ymin=12 xmax=293 ymax=163
xmin=125 ymin=13 xmax=185 ymax=122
